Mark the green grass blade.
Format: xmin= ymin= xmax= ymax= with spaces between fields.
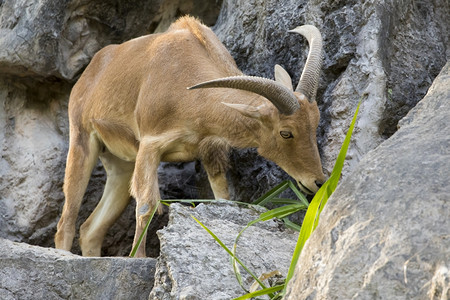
xmin=283 ymin=101 xmax=361 ymax=292
xmin=191 ymin=215 xmax=269 ymax=292
xmin=232 ymin=237 xmax=247 ymax=293
xmin=230 ymin=203 xmax=306 ymax=292
xmin=282 ymin=217 xmax=302 ymax=231
xmin=256 ymin=204 xmax=307 ymax=222
xmin=269 ymin=198 xmax=308 ymax=205
xmin=231 ymin=221 xmax=254 ymax=292
xmin=287 ymin=181 xmax=309 ymax=207
xmin=315 ymin=100 xmax=361 ymax=226
xmin=284 ymin=186 xmax=324 ymax=280
xmin=328 ymin=100 xmax=361 ymax=191
xmin=129 ymin=202 xmax=160 ymax=257
xmin=232 ymin=284 xmax=285 ymax=300
xmin=252 ymin=180 xmax=290 ymax=205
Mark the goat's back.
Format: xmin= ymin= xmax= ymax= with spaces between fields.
xmin=69 ymin=16 xmax=241 ymax=135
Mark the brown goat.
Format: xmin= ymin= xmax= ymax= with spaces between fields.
xmin=55 ymin=16 xmax=326 ymax=257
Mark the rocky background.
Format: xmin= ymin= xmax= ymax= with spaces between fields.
xmin=0 ymin=0 xmax=449 ymax=299
xmin=0 ymin=0 xmax=223 ymax=257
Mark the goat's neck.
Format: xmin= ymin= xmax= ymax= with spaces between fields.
xmin=221 ymin=115 xmax=261 ymax=149
xmin=212 ymin=95 xmax=266 ymax=150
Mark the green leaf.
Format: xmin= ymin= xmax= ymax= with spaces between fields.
xmin=283 ymin=100 xmax=361 ymax=293
xmin=282 ymin=217 xmax=302 ymax=231
xmin=232 ymin=284 xmax=284 ymax=300
xmin=191 ymin=215 xmax=269 ymax=293
xmin=287 ymin=181 xmax=309 ymax=207
xmin=269 ymin=198 xmax=308 ymax=205
xmin=252 ymin=179 xmax=309 ymax=209
xmin=230 ymin=203 xmax=306 ymax=293
xmin=253 ymin=180 xmax=290 ymax=206
xmin=328 ymin=100 xmax=361 ymax=191
xmin=256 ymin=204 xmax=307 ymax=223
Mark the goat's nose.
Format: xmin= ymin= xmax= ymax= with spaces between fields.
xmin=315 ymin=180 xmax=324 ymax=189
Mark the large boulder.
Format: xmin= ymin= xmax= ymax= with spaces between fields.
xmin=149 ymin=202 xmax=297 ymax=299
xmin=284 ymin=62 xmax=450 ymax=299
xmin=0 ymin=238 xmax=156 ymax=300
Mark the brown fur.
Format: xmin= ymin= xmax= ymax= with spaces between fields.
xmin=55 ymin=16 xmax=326 ymax=257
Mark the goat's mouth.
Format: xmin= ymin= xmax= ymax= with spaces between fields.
xmin=297 ymin=181 xmax=314 ymax=195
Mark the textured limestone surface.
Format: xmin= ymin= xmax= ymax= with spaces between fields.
xmin=1 ymin=0 xmax=447 ymax=298
xmin=215 ymin=0 xmax=449 ymax=190
xmin=0 ymin=0 xmax=448 ymax=259
xmin=0 ymin=238 xmax=156 ymax=300
xmin=0 ymin=0 xmax=221 ymax=80
xmin=284 ymin=62 xmax=450 ymax=300
xmin=0 ymin=0 xmax=221 ymax=256
xmin=149 ymin=202 xmax=297 ymax=300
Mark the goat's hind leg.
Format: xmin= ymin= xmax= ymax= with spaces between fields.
xmin=79 ymin=150 xmax=134 ymax=256
xmin=55 ymin=133 xmax=100 ymax=251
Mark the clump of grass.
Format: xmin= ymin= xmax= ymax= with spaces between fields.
xmin=132 ymin=102 xmax=361 ymax=299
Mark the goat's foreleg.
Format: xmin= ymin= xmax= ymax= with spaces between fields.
xmin=199 ymin=138 xmax=230 ymax=200
xmin=130 ymin=139 xmax=162 ymax=257
xmin=203 ymin=164 xmax=229 ymax=199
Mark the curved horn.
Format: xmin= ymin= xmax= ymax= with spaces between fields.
xmin=289 ymin=25 xmax=323 ymax=102
xmin=188 ymin=76 xmax=300 ymax=115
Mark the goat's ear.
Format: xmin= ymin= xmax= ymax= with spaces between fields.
xmin=274 ymin=64 xmax=293 ymax=91
xmin=221 ymin=102 xmax=268 ymax=119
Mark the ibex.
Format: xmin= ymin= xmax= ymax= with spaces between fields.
xmin=55 ymin=16 xmax=326 ymax=257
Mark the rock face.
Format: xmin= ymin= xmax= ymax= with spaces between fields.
xmin=0 ymin=0 xmax=221 ymax=80
xmin=0 ymin=238 xmax=156 ymax=300
xmin=215 ymin=0 xmax=449 ymax=197
xmin=0 ymin=79 xmax=70 ymax=246
xmin=149 ymin=202 xmax=297 ymax=300
xmin=1 ymin=0 xmax=449 ymax=298
xmin=284 ymin=62 xmax=450 ymax=299
xmin=0 ymin=0 xmax=449 ymax=262
xmin=0 ymin=0 xmax=222 ymax=256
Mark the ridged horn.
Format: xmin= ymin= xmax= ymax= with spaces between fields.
xmin=289 ymin=25 xmax=323 ymax=103
xmin=188 ymin=76 xmax=300 ymax=115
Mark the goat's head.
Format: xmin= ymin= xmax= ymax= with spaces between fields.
xmin=189 ymin=25 xmax=326 ymax=194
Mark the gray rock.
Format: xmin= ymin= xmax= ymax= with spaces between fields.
xmin=0 ymin=78 xmax=70 ymax=245
xmin=214 ymin=0 xmax=449 ymax=184
xmin=1 ymin=0 xmax=449 ymax=258
xmin=0 ymin=0 xmax=221 ymax=81
xmin=284 ymin=62 xmax=450 ymax=299
xmin=149 ymin=201 xmax=297 ymax=300
xmin=0 ymin=0 xmax=154 ymax=80
xmin=0 ymin=0 xmax=221 ymax=256
xmin=0 ymin=237 xmax=156 ymax=300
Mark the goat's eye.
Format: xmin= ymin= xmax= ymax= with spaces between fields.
xmin=280 ymin=131 xmax=294 ymax=139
